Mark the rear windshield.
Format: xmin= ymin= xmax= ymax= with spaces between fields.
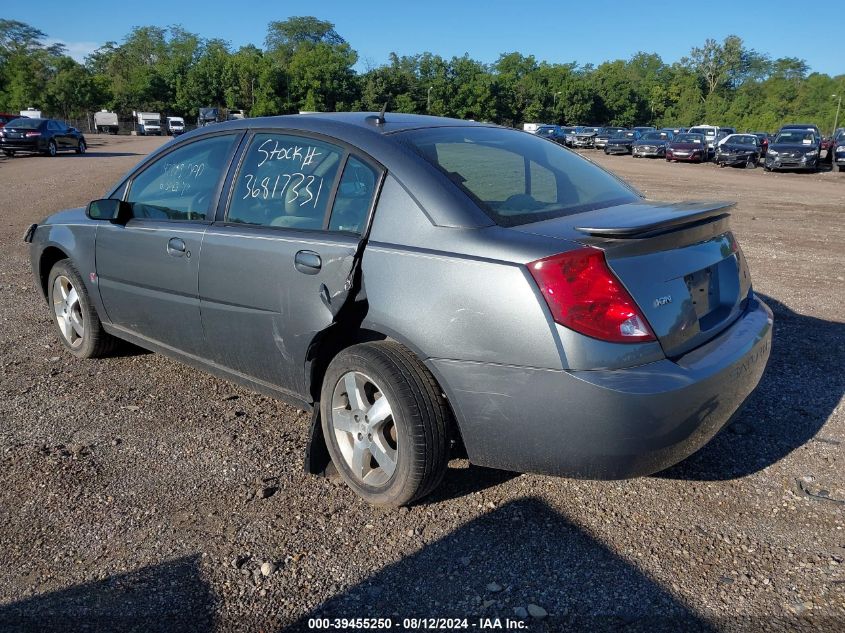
xmin=5 ymin=118 xmax=42 ymax=129
xmin=397 ymin=126 xmax=639 ymax=227
xmin=688 ymin=127 xmax=716 ymax=137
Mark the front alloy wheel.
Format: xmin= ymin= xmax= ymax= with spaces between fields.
xmin=52 ymin=275 xmax=84 ymax=349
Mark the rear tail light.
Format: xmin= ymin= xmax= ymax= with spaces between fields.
xmin=25 ymin=132 xmax=41 ymax=137
xmin=528 ymin=247 xmax=656 ymax=343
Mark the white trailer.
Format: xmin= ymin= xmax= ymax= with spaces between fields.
xmin=20 ymin=108 xmax=42 ymax=119
xmin=135 ymin=111 xmax=162 ymax=135
xmin=94 ymin=110 xmax=119 ymax=134
xmin=522 ymin=123 xmax=541 ymax=133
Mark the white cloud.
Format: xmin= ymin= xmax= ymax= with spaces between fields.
xmin=44 ymin=38 xmax=102 ymax=63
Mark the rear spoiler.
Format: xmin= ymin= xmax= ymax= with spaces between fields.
xmin=574 ymin=201 xmax=734 ymax=239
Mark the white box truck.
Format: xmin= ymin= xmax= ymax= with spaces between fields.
xmin=20 ymin=108 xmax=42 ymax=119
xmin=166 ymin=116 xmax=185 ymax=135
xmin=94 ymin=110 xmax=119 ymax=134
xmin=135 ymin=112 xmax=162 ymax=135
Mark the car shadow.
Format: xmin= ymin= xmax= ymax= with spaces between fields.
xmin=658 ymin=293 xmax=843 ymax=481
xmin=422 ymin=463 xmax=519 ymax=505
xmin=284 ymin=497 xmax=717 ymax=632
xmin=0 ymin=555 xmax=215 ymax=632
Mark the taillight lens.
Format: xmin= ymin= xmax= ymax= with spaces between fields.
xmin=528 ymin=247 xmax=656 ymax=343
xmin=25 ymin=131 xmax=41 ymax=137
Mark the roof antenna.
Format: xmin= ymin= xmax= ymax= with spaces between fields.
xmin=376 ymin=102 xmax=387 ymax=125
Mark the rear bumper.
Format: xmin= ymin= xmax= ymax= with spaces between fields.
xmin=1 ymin=139 xmax=41 ymax=152
xmin=430 ymin=295 xmax=773 ymax=479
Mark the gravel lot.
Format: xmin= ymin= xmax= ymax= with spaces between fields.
xmin=0 ymin=135 xmax=843 ymax=632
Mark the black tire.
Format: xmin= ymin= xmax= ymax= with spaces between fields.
xmin=46 ymin=140 xmax=57 ymax=157
xmin=47 ymin=259 xmax=118 ymax=359
xmin=836 ymin=164 xmax=843 ymax=173
xmin=3 ymin=150 xmax=13 ymax=157
xmin=320 ymin=341 xmax=450 ymax=507
xmin=76 ymin=139 xmax=86 ymax=154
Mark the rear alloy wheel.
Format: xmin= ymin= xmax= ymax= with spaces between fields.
xmin=76 ymin=139 xmax=86 ymax=154
xmin=321 ymin=342 xmax=450 ymax=507
xmin=47 ymin=259 xmax=117 ymax=358
xmin=46 ymin=140 xmax=57 ymax=157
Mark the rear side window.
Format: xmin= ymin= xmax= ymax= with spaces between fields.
xmin=228 ymin=133 xmax=344 ymax=229
xmin=127 ymin=133 xmax=238 ymax=221
xmin=399 ymin=126 xmax=639 ymax=226
xmin=329 ymin=156 xmax=379 ymax=233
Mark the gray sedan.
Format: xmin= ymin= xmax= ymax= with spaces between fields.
xmin=25 ymin=113 xmax=773 ymax=506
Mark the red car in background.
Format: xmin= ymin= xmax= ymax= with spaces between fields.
xmin=0 ymin=113 xmax=20 ymax=128
xmin=665 ymin=132 xmax=709 ymax=162
xmin=752 ymin=132 xmax=770 ymax=155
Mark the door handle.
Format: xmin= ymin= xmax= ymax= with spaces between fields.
xmin=167 ymin=237 xmax=186 ymax=257
xmin=294 ymin=250 xmax=322 ymax=275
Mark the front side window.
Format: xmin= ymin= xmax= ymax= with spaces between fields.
xmin=399 ymin=126 xmax=639 ymax=226
xmin=127 ymin=133 xmax=238 ymax=221
xmin=228 ymin=133 xmax=344 ymax=229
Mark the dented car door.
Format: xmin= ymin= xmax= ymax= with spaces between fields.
xmin=198 ymin=131 xmax=382 ymax=398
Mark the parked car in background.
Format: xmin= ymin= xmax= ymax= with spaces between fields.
xmin=765 ymin=127 xmax=821 ymax=172
xmin=535 ymin=125 xmax=569 ymax=145
xmin=660 ymin=127 xmax=687 ymax=135
xmin=718 ymin=127 xmax=736 ymax=137
xmin=604 ymin=130 xmax=641 ymax=154
xmin=832 ymin=129 xmax=845 ymax=173
xmin=633 ymin=126 xmax=656 ymax=134
xmin=573 ymin=126 xmax=601 ymax=148
xmin=820 ymin=136 xmax=835 ymax=162
xmin=593 ymin=127 xmax=627 ymax=149
xmin=715 ymin=134 xmax=762 ymax=169
xmin=665 ymin=132 xmax=708 ymax=163
xmin=23 ymin=112 xmax=772 ymax=507
xmin=751 ymin=132 xmax=770 ymax=155
xmin=632 ymin=130 xmax=673 ymax=158
xmin=166 ymin=116 xmax=186 ymax=136
xmin=688 ymin=125 xmax=720 ymax=157
xmin=1 ymin=117 xmax=86 ymax=157
xmin=563 ymin=126 xmax=579 ymax=147
xmin=94 ymin=110 xmax=120 ymax=134
xmin=0 ymin=113 xmax=20 ymax=128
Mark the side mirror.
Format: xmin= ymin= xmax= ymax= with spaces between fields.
xmin=86 ymin=198 xmax=132 ymax=223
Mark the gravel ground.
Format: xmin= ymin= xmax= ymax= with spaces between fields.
xmin=0 ymin=135 xmax=843 ymax=632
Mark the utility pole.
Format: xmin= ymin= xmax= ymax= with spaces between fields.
xmin=553 ymin=91 xmax=561 ymax=108
xmin=427 ymin=86 xmax=433 ymax=113
xmin=832 ymin=94 xmax=842 ymax=136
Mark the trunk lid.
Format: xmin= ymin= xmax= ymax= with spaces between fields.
xmin=514 ymin=200 xmax=752 ymax=357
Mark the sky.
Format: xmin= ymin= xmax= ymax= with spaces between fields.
xmin=9 ymin=0 xmax=842 ymax=77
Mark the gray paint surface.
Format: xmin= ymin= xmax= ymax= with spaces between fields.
xmin=28 ymin=113 xmax=774 ymax=478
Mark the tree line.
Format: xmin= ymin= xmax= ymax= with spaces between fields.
xmin=1 ymin=16 xmax=843 ymax=133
